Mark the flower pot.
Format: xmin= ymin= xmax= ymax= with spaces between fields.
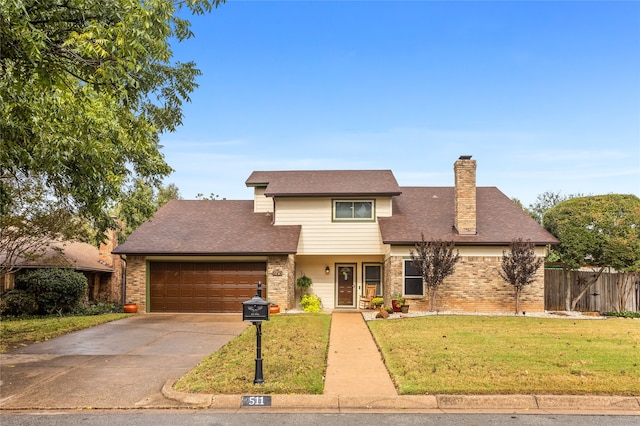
xmin=269 ymin=304 xmax=280 ymax=314
xmin=124 ymin=303 xmax=138 ymax=313
xmin=392 ymin=300 xmax=402 ymax=312
xmin=401 ymin=305 xmax=409 ymax=314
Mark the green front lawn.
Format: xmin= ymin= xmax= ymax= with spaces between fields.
xmin=0 ymin=314 xmax=130 ymax=353
xmin=368 ymin=316 xmax=640 ymax=395
xmin=174 ymin=313 xmax=331 ymax=394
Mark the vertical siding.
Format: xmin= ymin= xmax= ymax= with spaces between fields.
xmin=274 ymin=197 xmax=391 ymax=255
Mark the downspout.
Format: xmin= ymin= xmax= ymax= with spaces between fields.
xmin=119 ymin=255 xmax=127 ymax=306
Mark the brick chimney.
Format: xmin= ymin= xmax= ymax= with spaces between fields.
xmin=98 ymin=227 xmax=118 ymax=267
xmin=454 ymin=155 xmax=477 ymax=235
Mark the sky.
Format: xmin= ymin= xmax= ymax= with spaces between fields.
xmin=160 ymin=0 xmax=640 ymax=207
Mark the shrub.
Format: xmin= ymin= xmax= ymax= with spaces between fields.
xmin=604 ymin=311 xmax=640 ymax=319
xmin=73 ymin=301 xmax=121 ymax=316
xmin=0 ymin=289 xmax=38 ymax=316
xmin=16 ymin=269 xmax=88 ymax=315
xmin=371 ymin=297 xmax=384 ymax=307
xmin=300 ymin=294 xmax=322 ymax=313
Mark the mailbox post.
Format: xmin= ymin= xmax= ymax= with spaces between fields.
xmin=242 ymin=281 xmax=269 ymax=384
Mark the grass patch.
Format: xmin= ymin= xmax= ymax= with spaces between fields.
xmin=0 ymin=314 xmax=130 ymax=353
xmin=368 ymin=316 xmax=640 ymax=395
xmin=174 ymin=313 xmax=331 ymax=394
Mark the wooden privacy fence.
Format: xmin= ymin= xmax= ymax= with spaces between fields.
xmin=544 ymin=268 xmax=640 ymax=312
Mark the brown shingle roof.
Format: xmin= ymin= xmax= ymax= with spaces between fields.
xmin=7 ymin=241 xmax=114 ymax=272
xmin=246 ymin=170 xmax=402 ymax=197
xmin=378 ymin=187 xmax=559 ymax=245
xmin=113 ymin=200 xmax=301 ymax=255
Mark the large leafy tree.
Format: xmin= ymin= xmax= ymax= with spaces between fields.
xmin=499 ymin=238 xmax=544 ymax=314
xmin=0 ymin=173 xmax=88 ymax=275
xmin=0 ymin=0 xmax=223 ymax=237
xmin=410 ymin=235 xmax=460 ymax=311
xmin=527 ymin=191 xmax=582 ymax=225
xmin=117 ymin=180 xmax=181 ymax=241
xmin=544 ymin=194 xmax=640 ymax=311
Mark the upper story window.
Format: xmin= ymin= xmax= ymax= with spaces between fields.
xmin=333 ymin=200 xmax=374 ymax=221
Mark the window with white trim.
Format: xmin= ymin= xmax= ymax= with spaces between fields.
xmin=404 ymin=260 xmax=423 ymax=296
xmin=333 ymin=200 xmax=374 ymax=221
xmin=363 ymin=264 xmax=382 ymax=296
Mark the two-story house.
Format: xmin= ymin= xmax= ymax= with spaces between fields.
xmin=113 ymin=156 xmax=558 ymax=313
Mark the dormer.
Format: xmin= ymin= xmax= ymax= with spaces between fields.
xmin=245 ymin=170 xmax=402 ymax=215
xmin=245 ymin=177 xmax=274 ymax=213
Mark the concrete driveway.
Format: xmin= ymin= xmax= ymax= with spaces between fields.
xmin=0 ymin=314 xmax=248 ymax=409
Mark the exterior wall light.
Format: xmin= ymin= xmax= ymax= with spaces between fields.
xmin=325 ymin=266 xmax=330 ymax=275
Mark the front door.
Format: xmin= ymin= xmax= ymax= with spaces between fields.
xmin=336 ymin=265 xmax=355 ymax=306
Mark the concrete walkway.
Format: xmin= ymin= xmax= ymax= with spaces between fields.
xmin=324 ymin=311 xmax=396 ymax=397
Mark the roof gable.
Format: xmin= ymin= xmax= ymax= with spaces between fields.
xmin=246 ymin=170 xmax=402 ymax=197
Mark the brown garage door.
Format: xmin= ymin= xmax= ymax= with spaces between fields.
xmin=149 ymin=262 xmax=266 ymax=313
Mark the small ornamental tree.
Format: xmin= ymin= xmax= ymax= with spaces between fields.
xmin=499 ymin=238 xmax=544 ymax=314
xmin=410 ymin=235 xmax=460 ymax=311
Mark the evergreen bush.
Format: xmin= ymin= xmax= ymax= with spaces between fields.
xmin=0 ymin=289 xmax=38 ymax=316
xmin=16 ymin=269 xmax=88 ymax=315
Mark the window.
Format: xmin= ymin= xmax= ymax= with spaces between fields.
xmin=404 ymin=260 xmax=423 ymax=296
xmin=333 ymin=200 xmax=374 ymax=221
xmin=363 ymin=264 xmax=382 ymax=296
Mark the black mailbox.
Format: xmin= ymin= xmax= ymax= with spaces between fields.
xmin=242 ymin=294 xmax=270 ymax=322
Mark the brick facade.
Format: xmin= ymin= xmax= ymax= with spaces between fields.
xmin=97 ymin=228 xmax=124 ymax=303
xmin=124 ymin=255 xmax=298 ymax=313
xmin=267 ymin=254 xmax=296 ymax=309
xmin=385 ymin=255 xmax=544 ymax=313
xmin=124 ymin=254 xmax=544 ymax=314
xmin=124 ymin=255 xmax=147 ymax=312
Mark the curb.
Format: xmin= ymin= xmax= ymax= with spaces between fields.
xmin=161 ymin=381 xmax=640 ymax=413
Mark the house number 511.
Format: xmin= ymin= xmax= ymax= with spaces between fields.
xmin=242 ymin=395 xmax=272 ymax=406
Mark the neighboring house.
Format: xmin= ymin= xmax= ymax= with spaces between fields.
xmin=113 ymin=156 xmax=558 ymax=314
xmin=1 ymin=230 xmax=124 ymax=303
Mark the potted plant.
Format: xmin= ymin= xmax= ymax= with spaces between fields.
xmin=269 ymin=302 xmax=280 ymax=314
xmin=371 ymin=297 xmax=384 ymax=310
xmin=401 ymin=303 xmax=410 ymax=314
xmin=391 ymin=294 xmax=404 ymax=312
xmin=123 ymin=300 xmax=138 ymax=313
xmin=296 ymin=274 xmax=313 ymax=291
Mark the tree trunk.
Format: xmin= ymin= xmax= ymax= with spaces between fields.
xmin=515 ymin=287 xmax=521 ymax=315
xmin=563 ymin=267 xmax=571 ymax=311
xmin=616 ymin=272 xmax=637 ymax=312
xmin=428 ymin=288 xmax=437 ymax=312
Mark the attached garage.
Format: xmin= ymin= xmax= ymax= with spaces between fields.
xmin=149 ymin=262 xmax=266 ymax=313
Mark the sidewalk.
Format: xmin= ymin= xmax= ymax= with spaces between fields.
xmin=324 ymin=311 xmax=396 ymax=397
xmin=162 ymin=312 xmax=640 ymax=414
